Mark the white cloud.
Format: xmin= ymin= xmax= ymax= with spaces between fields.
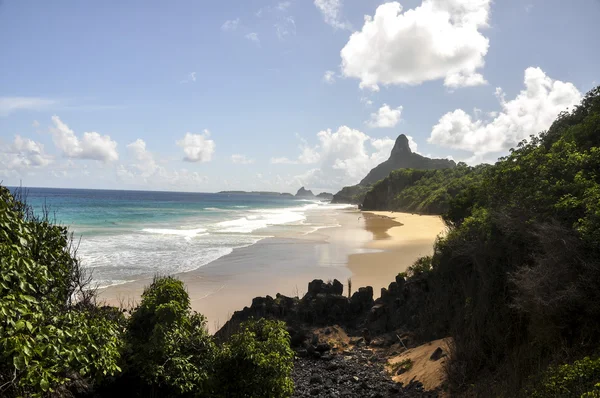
xmin=177 ymin=131 xmax=216 ymax=163
xmin=231 ymin=154 xmax=255 ymax=164
xmin=366 ymin=104 xmax=403 ymax=128
xmin=245 ymin=32 xmax=260 ymax=44
xmin=0 ymin=135 xmax=53 ymax=171
xmin=221 ymin=18 xmax=240 ymax=31
xmin=32 ymin=120 xmax=40 ymax=128
xmin=126 ymin=139 xmax=158 ymax=177
xmin=275 ymin=126 xmax=397 ymax=189
xmin=340 ymin=0 xmax=490 ymax=90
xmin=428 ymin=67 xmax=582 ymax=156
xmin=0 ymin=97 xmax=57 ymax=117
xmin=323 ymin=70 xmax=336 ymax=84
xmin=314 ymin=0 xmax=351 ymax=30
xmin=275 ymin=16 xmax=296 ymax=40
xmin=181 ymin=72 xmax=196 ymax=83
xmin=50 ymin=116 xmax=119 ymax=162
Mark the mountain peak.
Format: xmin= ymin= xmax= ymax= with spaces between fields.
xmin=390 ymin=134 xmax=411 ymax=158
xmin=295 ymin=187 xmax=315 ymax=197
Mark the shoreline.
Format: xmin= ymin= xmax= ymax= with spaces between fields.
xmin=349 ymin=211 xmax=446 ymax=297
xmin=98 ymin=208 xmax=446 ymax=332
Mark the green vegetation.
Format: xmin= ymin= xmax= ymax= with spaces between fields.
xmin=217 ymin=318 xmax=295 ymax=397
xmin=528 ymin=356 xmax=600 ymax=398
xmin=389 ymin=358 xmax=413 ymax=375
xmin=404 ymin=86 xmax=600 ymax=395
xmin=0 ymin=186 xmax=124 ymax=397
xmin=0 ymin=187 xmax=295 ymax=397
xmin=361 ymin=164 xmax=489 ymax=214
xmin=331 ymin=184 xmax=372 ymax=204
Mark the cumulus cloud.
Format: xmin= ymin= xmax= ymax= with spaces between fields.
xmin=126 ymin=139 xmax=158 ymax=178
xmin=366 ymin=104 xmax=403 ymax=128
xmin=177 ymin=131 xmax=216 ymax=163
xmin=221 ymin=18 xmax=240 ymax=31
xmin=314 ymin=0 xmax=351 ymax=30
xmin=428 ymin=67 xmax=582 ymax=156
xmin=231 ymin=154 xmax=255 ymax=164
xmin=271 ymin=157 xmax=296 ymax=164
xmin=0 ymin=135 xmax=53 ymax=171
xmin=323 ymin=70 xmax=336 ymax=84
xmin=0 ymin=97 xmax=57 ymax=117
xmin=275 ymin=126 xmax=397 ymax=189
xmin=50 ymin=116 xmax=119 ymax=162
xmin=340 ymin=0 xmax=490 ymax=90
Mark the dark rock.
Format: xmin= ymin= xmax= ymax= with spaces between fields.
xmin=309 ymin=387 xmax=320 ymax=396
xmin=309 ymin=374 xmax=323 ymax=384
xmin=349 ymin=337 xmax=364 ymax=345
xmin=316 ymin=342 xmax=331 ymax=352
xmin=430 ymin=347 xmax=446 ymax=361
xmin=295 ymin=187 xmax=315 ymax=198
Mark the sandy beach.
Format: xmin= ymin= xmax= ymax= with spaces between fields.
xmin=349 ymin=211 xmax=447 ymax=296
xmin=99 ymin=208 xmax=446 ymax=332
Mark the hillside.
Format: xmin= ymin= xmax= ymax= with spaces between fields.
xmin=332 ymin=134 xmax=456 ymax=204
xmin=361 ymin=165 xmax=489 ymax=214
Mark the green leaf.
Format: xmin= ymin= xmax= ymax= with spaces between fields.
xmin=13 ymin=354 xmax=25 ymax=371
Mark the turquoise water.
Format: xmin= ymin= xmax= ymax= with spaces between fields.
xmin=17 ymin=188 xmax=343 ymax=287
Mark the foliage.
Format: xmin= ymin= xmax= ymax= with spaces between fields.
xmin=407 ymin=256 xmax=433 ymax=277
xmin=408 ymin=85 xmax=600 ymax=395
xmin=528 ymin=356 xmax=600 ymax=398
xmin=361 ymin=164 xmax=489 ymax=214
xmin=389 ymin=358 xmax=413 ymax=375
xmin=216 ymin=318 xmax=295 ymax=398
xmin=0 ymin=186 xmax=124 ymax=397
xmin=124 ymin=276 xmax=217 ymax=396
xmin=331 ymin=184 xmax=372 ymax=205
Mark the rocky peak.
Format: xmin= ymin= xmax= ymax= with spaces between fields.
xmin=390 ymin=134 xmax=412 ymax=158
xmin=295 ymin=187 xmax=315 ymax=197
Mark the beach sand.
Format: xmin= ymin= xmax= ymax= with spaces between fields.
xmin=349 ymin=211 xmax=447 ymax=298
xmin=98 ymin=208 xmax=446 ymax=333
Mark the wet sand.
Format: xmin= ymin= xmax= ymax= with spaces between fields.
xmin=99 ymin=208 xmax=446 ymax=333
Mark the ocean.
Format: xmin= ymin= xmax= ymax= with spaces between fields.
xmin=15 ymin=187 xmax=350 ymax=288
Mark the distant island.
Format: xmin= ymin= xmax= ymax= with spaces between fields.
xmin=218 ymin=191 xmax=293 ymax=197
xmin=217 ymin=189 xmax=334 ymax=201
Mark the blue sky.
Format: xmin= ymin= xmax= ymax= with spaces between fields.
xmin=1 ymin=0 xmax=599 ymax=193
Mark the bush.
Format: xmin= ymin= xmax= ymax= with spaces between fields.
xmin=124 ymin=276 xmax=217 ymax=396
xmin=528 ymin=356 xmax=600 ymax=398
xmin=216 ymin=318 xmax=294 ymax=398
xmin=0 ymin=186 xmax=123 ymax=397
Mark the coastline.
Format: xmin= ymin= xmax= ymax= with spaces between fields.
xmin=98 ymin=208 xmax=446 ymax=332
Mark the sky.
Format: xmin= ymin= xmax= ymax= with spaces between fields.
xmin=1 ymin=0 xmax=599 ymax=193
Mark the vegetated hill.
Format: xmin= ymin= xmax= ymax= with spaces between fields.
xmin=408 ymin=86 xmax=600 ymax=396
xmin=332 ymin=134 xmax=456 ymax=204
xmin=361 ymin=164 xmax=489 ymax=214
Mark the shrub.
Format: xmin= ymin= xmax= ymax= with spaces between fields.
xmin=0 ymin=186 xmax=123 ymax=397
xmin=407 ymin=256 xmax=432 ymax=277
xmin=124 ymin=276 xmax=217 ymax=396
xmin=528 ymin=356 xmax=600 ymax=398
xmin=216 ymin=318 xmax=294 ymax=397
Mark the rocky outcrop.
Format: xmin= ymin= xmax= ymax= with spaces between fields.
xmin=295 ymin=187 xmax=315 ymax=198
xmin=360 ymin=135 xmax=455 ymax=186
xmin=216 ymin=279 xmax=375 ymax=341
xmin=331 ymin=185 xmax=371 ymax=205
xmin=316 ymin=192 xmax=334 ymax=201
